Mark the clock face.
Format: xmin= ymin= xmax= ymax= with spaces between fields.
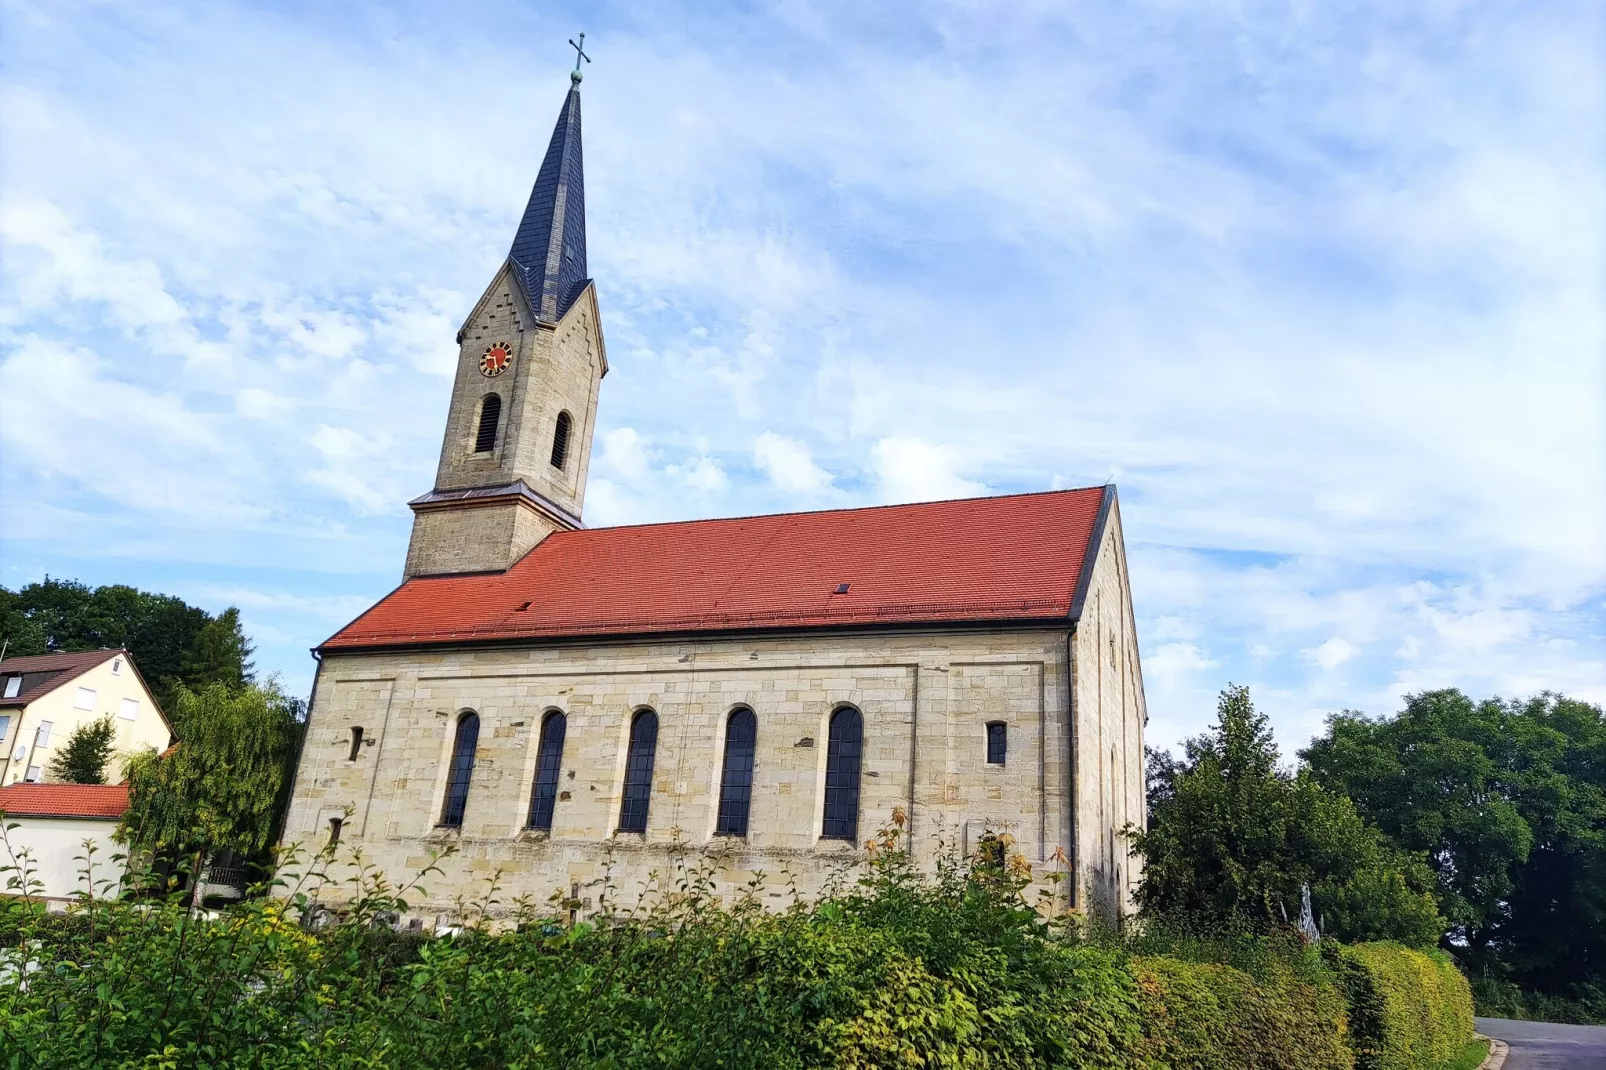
xmin=480 ymin=341 xmax=513 ymax=378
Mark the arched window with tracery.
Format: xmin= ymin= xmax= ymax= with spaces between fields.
xmin=617 ymin=709 xmax=658 ymax=833
xmin=526 ymin=711 xmax=567 ymax=832
xmin=474 ymin=394 xmax=502 ymax=453
xmin=439 ymin=711 xmax=480 ymax=827
xmin=821 ymin=706 xmax=863 ymax=841
xmin=550 ymin=411 xmax=572 ymax=469
xmin=715 ymin=708 xmax=757 ymax=836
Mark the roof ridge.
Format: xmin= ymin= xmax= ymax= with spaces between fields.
xmin=544 ymin=484 xmax=1110 ymax=540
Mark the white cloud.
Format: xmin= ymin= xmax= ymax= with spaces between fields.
xmin=600 ymin=428 xmax=652 ymax=482
xmin=1308 ymin=638 xmax=1361 ymax=671
xmin=871 ymin=437 xmax=987 ymax=504
xmin=0 ymin=0 xmax=1599 ymax=729
xmin=754 ymin=431 xmax=832 ymax=494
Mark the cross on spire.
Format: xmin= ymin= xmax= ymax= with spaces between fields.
xmin=569 ymin=33 xmax=590 ymax=84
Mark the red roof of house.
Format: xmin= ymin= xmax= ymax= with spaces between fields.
xmin=323 ymin=486 xmax=1113 ymax=651
xmin=0 ymin=782 xmax=130 ymax=820
xmin=0 ymin=649 xmax=122 ymax=709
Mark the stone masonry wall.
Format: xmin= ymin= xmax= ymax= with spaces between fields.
xmin=281 ymin=627 xmax=1114 ymax=925
xmin=1070 ymin=499 xmax=1148 ymax=916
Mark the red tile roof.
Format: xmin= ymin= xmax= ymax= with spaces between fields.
xmin=0 ymin=782 xmax=130 ymax=820
xmin=0 ymin=649 xmax=122 ymax=708
xmin=323 ymin=486 xmax=1112 ymax=651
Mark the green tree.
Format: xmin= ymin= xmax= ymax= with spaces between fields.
xmin=1134 ymin=685 xmax=1442 ymax=946
xmin=46 ymin=714 xmax=117 ymax=784
xmin=0 ymin=579 xmax=250 ymax=712
xmin=120 ymin=679 xmax=304 ymax=897
xmin=1303 ymin=690 xmax=1606 ymax=995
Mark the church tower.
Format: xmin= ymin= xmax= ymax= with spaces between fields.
xmin=404 ymin=69 xmax=606 ymax=578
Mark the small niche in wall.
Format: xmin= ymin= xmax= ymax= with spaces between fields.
xmin=348 ymin=727 xmax=364 ymax=762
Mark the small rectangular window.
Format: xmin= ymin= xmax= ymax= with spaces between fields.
xmin=328 ymin=817 xmax=343 ymax=845
xmin=34 ymin=721 xmax=52 ymax=749
xmin=0 ymin=716 xmax=8 ymax=741
xmin=112 ymin=659 xmax=123 ymax=675
xmin=347 ymin=726 xmax=364 ymax=762
xmin=74 ymin=688 xmax=96 ymax=711
xmin=119 ymin=698 xmax=140 ymax=721
xmin=986 ymin=722 xmax=1007 ymax=765
xmin=24 ymin=765 xmax=41 ymax=783
xmin=2 ymin=676 xmax=19 ymax=699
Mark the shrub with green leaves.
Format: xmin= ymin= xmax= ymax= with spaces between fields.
xmin=0 ymin=817 xmax=1474 ymax=1069
xmin=1331 ymin=942 xmax=1475 ymax=1070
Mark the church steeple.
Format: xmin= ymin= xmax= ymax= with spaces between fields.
xmin=403 ymin=62 xmax=607 ymax=580
xmin=508 ymin=85 xmax=588 ymax=324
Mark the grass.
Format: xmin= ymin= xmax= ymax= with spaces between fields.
xmin=1445 ymin=1037 xmax=1492 ymax=1070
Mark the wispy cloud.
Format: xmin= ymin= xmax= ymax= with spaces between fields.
xmin=1 ymin=0 xmax=1600 ymax=744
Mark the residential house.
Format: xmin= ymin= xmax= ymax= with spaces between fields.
xmin=0 ymin=650 xmax=173 ymax=786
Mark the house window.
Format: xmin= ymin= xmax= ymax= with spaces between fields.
xmin=715 ymin=708 xmax=757 ymax=837
xmin=474 ymin=394 xmax=502 ymax=453
xmin=347 ymin=726 xmax=364 ymax=761
xmin=438 ymin=712 xmax=480 ymax=828
xmin=0 ymin=716 xmax=9 ymax=742
xmin=4 ymin=676 xmax=20 ymax=699
xmin=24 ymin=765 xmax=41 ymax=783
xmin=328 ymin=817 xmax=343 ymax=845
xmin=119 ymin=698 xmax=140 ymax=721
xmin=550 ymin=411 xmax=572 ymax=469
xmin=527 ymin=711 xmax=567 ymax=832
xmin=33 ymin=721 xmax=52 ymax=749
xmin=822 ymin=706 xmax=863 ymax=841
xmin=74 ymin=688 xmax=95 ymax=711
xmin=986 ymin=722 xmax=1007 ymax=765
xmin=112 ymin=659 xmax=122 ymax=675
xmin=617 ymin=709 xmax=658 ymax=834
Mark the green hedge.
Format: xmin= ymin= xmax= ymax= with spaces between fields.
xmin=1 ymin=832 xmax=1480 ymax=1068
xmin=1133 ymin=955 xmax=1352 ymax=1070
xmin=1333 ymin=942 xmax=1475 ymax=1070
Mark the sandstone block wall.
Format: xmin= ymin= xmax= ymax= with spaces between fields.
xmin=281 ymin=625 xmax=1140 ymax=925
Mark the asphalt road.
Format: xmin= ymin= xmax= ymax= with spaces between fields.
xmin=1478 ymin=1017 xmax=1606 ymax=1069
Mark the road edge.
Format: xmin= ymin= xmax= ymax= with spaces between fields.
xmin=1475 ymin=1033 xmax=1509 ymax=1070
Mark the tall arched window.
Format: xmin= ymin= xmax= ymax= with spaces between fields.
xmin=715 ymin=708 xmax=757 ymax=836
xmin=526 ymin=711 xmax=567 ymax=832
xmin=474 ymin=394 xmax=502 ymax=453
xmin=550 ymin=411 xmax=572 ymax=469
xmin=821 ymin=706 xmax=863 ymax=841
xmin=617 ymin=709 xmax=658 ymax=833
xmin=439 ymin=711 xmax=480 ymax=827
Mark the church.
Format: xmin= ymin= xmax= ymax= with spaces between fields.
xmin=281 ymin=65 xmax=1148 ymax=924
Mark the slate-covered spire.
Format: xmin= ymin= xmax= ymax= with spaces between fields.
xmin=508 ymin=85 xmax=588 ymax=324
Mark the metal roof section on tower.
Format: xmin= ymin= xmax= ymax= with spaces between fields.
xmin=508 ymin=84 xmax=589 ymax=324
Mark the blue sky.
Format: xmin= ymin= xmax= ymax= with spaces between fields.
xmin=1 ymin=0 xmax=1601 ymax=757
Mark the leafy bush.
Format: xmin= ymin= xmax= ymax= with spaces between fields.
xmin=1133 ymin=955 xmax=1352 ymax=1070
xmin=1469 ymin=975 xmax=1606 ymax=1025
xmin=1331 ymin=942 xmax=1475 ymax=1070
xmin=0 ymin=819 xmax=1476 ymax=1069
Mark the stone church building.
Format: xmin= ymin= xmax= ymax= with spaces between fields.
xmin=282 ymin=72 xmax=1148 ymax=922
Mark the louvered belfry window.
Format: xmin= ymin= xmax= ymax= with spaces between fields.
xmin=474 ymin=394 xmax=502 ymax=453
xmin=527 ymin=711 xmax=567 ymax=832
xmin=550 ymin=411 xmax=572 ymax=469
xmin=821 ymin=706 xmax=863 ymax=841
xmin=986 ymin=721 xmax=1007 ymax=765
xmin=715 ymin=708 xmax=758 ymax=836
xmin=617 ymin=709 xmax=659 ymax=834
xmin=439 ymin=712 xmax=480 ymax=827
